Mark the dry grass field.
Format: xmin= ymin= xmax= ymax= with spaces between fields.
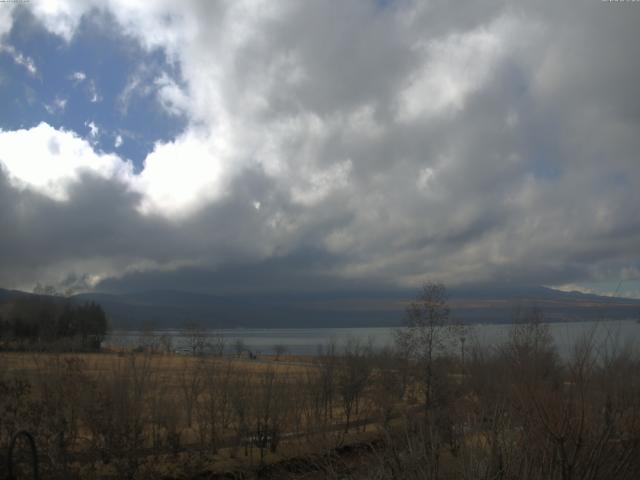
xmin=0 ymin=347 xmax=408 ymax=479
xmin=4 ymin=318 xmax=640 ymax=479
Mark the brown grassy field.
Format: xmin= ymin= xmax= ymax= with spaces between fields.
xmin=4 ymin=319 xmax=640 ymax=480
xmin=0 ymin=348 xmax=407 ymax=479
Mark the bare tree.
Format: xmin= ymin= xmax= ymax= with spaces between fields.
xmin=394 ymin=281 xmax=457 ymax=477
xmin=395 ymin=282 xmax=455 ymax=412
xmin=81 ymin=353 xmax=155 ymax=479
xmin=159 ymin=333 xmax=173 ymax=354
xmin=211 ymin=330 xmax=226 ymax=356
xmin=234 ymin=338 xmax=246 ymax=357
xmin=502 ymin=305 xmax=559 ymax=381
xmin=371 ymin=347 xmax=405 ymax=427
xmin=252 ymin=368 xmax=289 ymax=461
xmin=229 ymin=368 xmax=251 ymax=458
xmin=337 ymin=338 xmax=372 ymax=433
xmin=138 ymin=321 xmax=159 ymax=353
xmin=196 ymin=359 xmax=234 ymax=453
xmin=183 ymin=321 xmax=206 ymax=356
xmin=178 ymin=357 xmax=204 ymax=428
xmin=273 ymin=344 xmax=288 ymax=360
xmin=317 ymin=341 xmax=338 ymax=425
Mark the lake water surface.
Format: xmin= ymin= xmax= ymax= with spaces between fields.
xmin=106 ymin=319 xmax=640 ymax=358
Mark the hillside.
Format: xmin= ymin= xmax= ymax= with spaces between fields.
xmin=2 ymin=285 xmax=639 ymax=329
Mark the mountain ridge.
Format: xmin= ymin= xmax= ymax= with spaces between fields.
xmin=1 ymin=284 xmax=639 ymax=329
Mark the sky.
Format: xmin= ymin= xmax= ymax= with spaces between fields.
xmin=0 ymin=0 xmax=639 ymax=298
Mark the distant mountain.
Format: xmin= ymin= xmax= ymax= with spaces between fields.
xmin=0 ymin=288 xmax=32 ymax=303
xmin=448 ymin=284 xmax=640 ymax=323
xmin=70 ymin=290 xmax=403 ymax=329
xmin=1 ymin=285 xmax=639 ymax=329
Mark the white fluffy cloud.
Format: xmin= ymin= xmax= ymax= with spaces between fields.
xmin=398 ymin=15 xmax=521 ymax=121
xmin=0 ymin=123 xmax=132 ymax=201
xmin=0 ymin=123 xmax=229 ymax=217
xmin=70 ymin=71 xmax=86 ymax=83
xmin=0 ymin=44 xmax=37 ymax=75
xmin=136 ymin=130 xmax=230 ymax=216
xmin=0 ymin=5 xmax=15 ymax=39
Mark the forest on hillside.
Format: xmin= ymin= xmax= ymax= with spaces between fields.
xmin=0 ymin=295 xmax=108 ymax=351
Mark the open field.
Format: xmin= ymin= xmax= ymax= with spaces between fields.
xmin=4 ymin=319 xmax=640 ymax=479
xmin=0 ymin=346 xmax=414 ymax=479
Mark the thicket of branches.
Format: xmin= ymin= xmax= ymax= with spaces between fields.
xmin=1 ymin=283 xmax=640 ymax=479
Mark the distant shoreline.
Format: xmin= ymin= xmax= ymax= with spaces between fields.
xmin=108 ymin=316 xmax=640 ymax=332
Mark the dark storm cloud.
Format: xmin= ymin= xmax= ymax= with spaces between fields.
xmin=0 ymin=0 xmax=639 ymax=295
xmin=0 ymin=162 xmax=353 ymax=292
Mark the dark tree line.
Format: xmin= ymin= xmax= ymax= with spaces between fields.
xmin=0 ymin=296 xmax=107 ymax=350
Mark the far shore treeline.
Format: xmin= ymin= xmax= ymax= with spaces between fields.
xmin=0 ymin=295 xmax=108 ymax=351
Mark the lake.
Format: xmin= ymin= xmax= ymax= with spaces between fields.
xmin=106 ymin=319 xmax=640 ymax=358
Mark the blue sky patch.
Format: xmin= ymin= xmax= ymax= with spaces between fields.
xmin=0 ymin=7 xmax=187 ymax=171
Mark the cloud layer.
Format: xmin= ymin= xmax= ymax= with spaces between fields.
xmin=0 ymin=1 xmax=639 ymax=296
